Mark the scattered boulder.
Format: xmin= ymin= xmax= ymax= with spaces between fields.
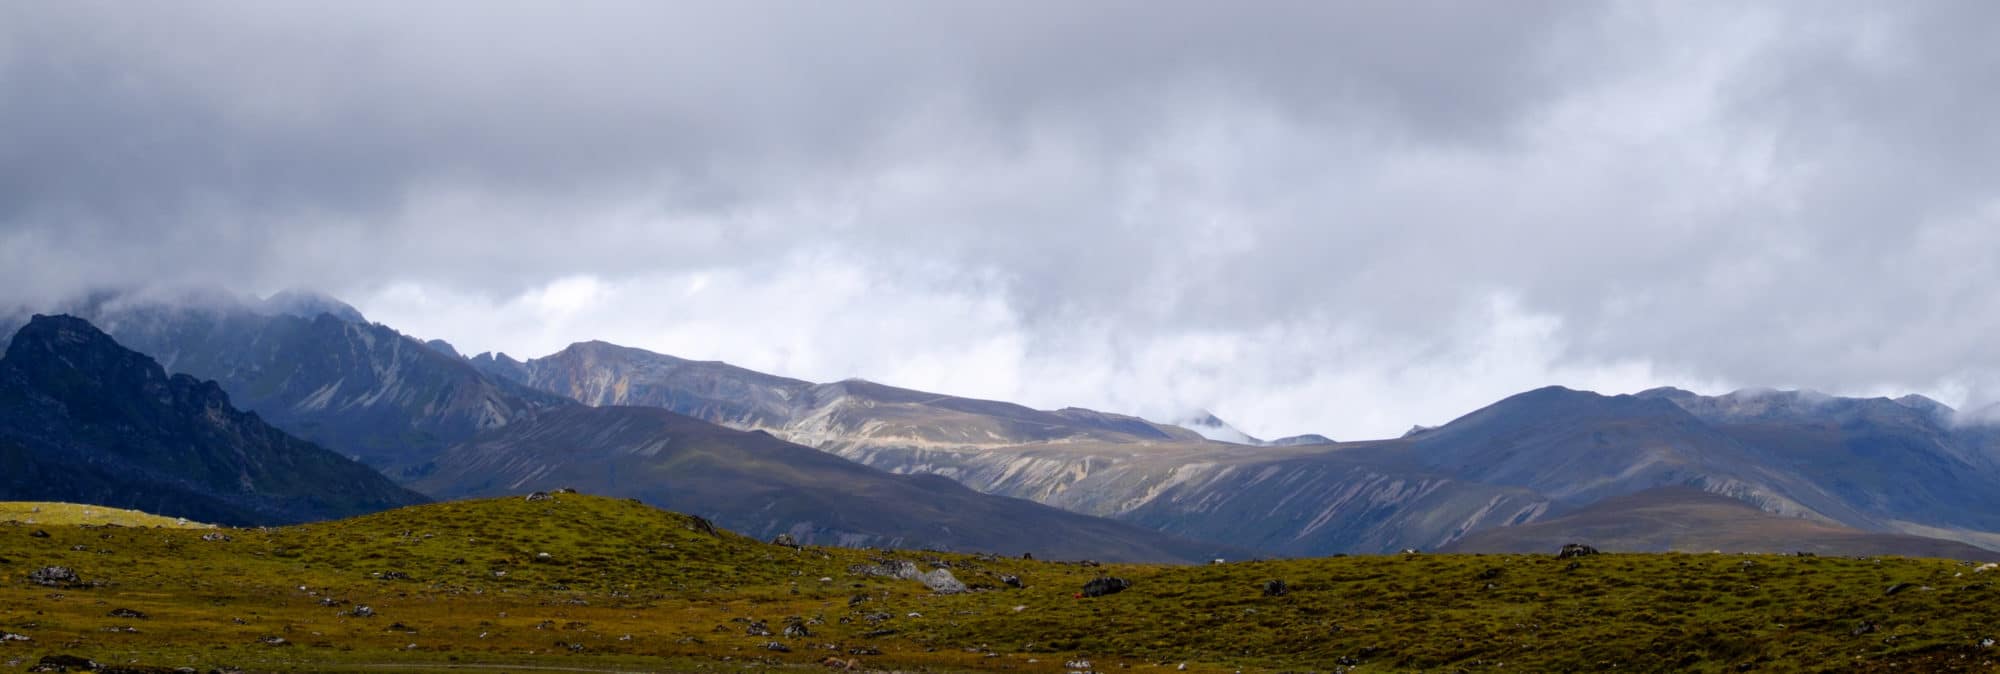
xmin=783 ymin=617 xmax=811 ymax=638
xmin=27 ymin=566 xmax=84 ymax=588
xmin=1399 ymin=548 xmax=1421 ymax=555
xmin=525 ymin=492 xmax=553 ymax=502
xmin=1078 ymin=577 xmax=1131 ymax=598
xmin=29 ymin=655 xmax=96 ymax=673
xmin=0 ymin=632 xmax=29 ymax=642
xmin=107 ymin=608 xmax=148 ymax=620
xmin=771 ymin=533 xmax=800 ymax=548
xmin=258 ymin=636 xmax=290 ymax=647
xmin=745 ymin=620 xmax=773 ymax=637
xmin=347 ymin=605 xmax=376 ymax=618
xmin=763 ymin=641 xmax=791 ymax=653
xmin=1477 ymin=567 xmax=1505 ymax=581
xmin=1886 ymin=582 xmax=1914 ymax=596
xmin=848 ymin=559 xmax=966 ymax=594
xmin=1557 ymin=543 xmax=1600 ymax=559
xmin=687 ymin=516 xmax=720 ymax=537
xmin=554 ymin=487 xmax=579 ymax=494
xmin=1794 ymin=551 xmax=1817 ymax=558
xmin=1262 ymin=579 xmax=1288 ymax=597
xmin=29 ymin=530 xmax=50 ymax=539
xmin=1851 ymin=621 xmax=1878 ymax=637
xmin=1021 ymin=552 xmax=1034 ymax=560
xmin=1000 ymin=574 xmax=1023 ymax=589
xmin=200 ymin=533 xmax=232 ymax=543
xmin=821 ymin=657 xmax=859 ymax=670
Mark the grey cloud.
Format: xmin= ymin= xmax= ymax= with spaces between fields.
xmin=4 ymin=1 xmax=2000 ymax=436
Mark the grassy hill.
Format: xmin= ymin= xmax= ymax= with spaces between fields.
xmin=3 ymin=494 xmax=2000 ymax=672
xmin=0 ymin=502 xmax=212 ymax=528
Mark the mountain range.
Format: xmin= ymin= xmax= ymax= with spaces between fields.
xmin=9 ymin=288 xmax=2000 ymax=562
xmin=0 ymin=315 xmax=427 ymax=525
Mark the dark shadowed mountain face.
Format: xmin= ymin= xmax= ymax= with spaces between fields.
xmin=1634 ymin=388 xmax=2000 ymax=540
xmin=1404 ymin=386 xmax=2000 ymax=549
xmin=57 ymin=293 xmax=570 ymax=472
xmin=0 ymin=315 xmax=429 ymax=525
xmin=1442 ymin=487 xmax=2000 ymax=561
xmin=410 ymin=404 xmax=1241 ymax=563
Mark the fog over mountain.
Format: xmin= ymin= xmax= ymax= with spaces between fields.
xmin=6 ymin=2 xmax=2000 ymax=440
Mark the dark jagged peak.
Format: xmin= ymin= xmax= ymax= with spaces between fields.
xmin=467 ymin=351 xmax=529 ymax=383
xmin=0 ymin=315 xmax=428 ymax=525
xmin=258 ymin=288 xmax=366 ymax=323
xmin=4 ymin=314 xmax=181 ymax=406
xmin=423 ymin=338 xmax=462 ymax=359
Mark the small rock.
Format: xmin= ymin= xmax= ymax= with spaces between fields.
xmin=1262 ymin=579 xmax=1289 ymax=596
xmin=200 ymin=533 xmax=232 ymax=543
xmin=259 ymin=636 xmax=290 ymax=647
xmin=525 ymin=491 xmax=553 ymax=502
xmin=1078 ymin=576 xmax=1131 ymax=598
xmin=1794 ymin=551 xmax=1816 ymax=557
xmin=771 ymin=533 xmax=800 ymax=548
xmin=783 ymin=618 xmax=811 ymax=638
xmin=555 ymin=487 xmax=578 ymax=494
xmin=746 ymin=620 xmax=773 ymax=637
xmin=1556 ymin=543 xmax=1599 ymax=559
xmin=29 ymin=530 xmax=49 ymax=539
xmin=1564 ymin=561 xmax=1583 ymax=572
xmin=107 ymin=608 xmax=148 ymax=619
xmin=27 ymin=566 xmax=83 ymax=588
xmin=1885 ymin=582 xmax=1914 ymax=596
xmin=348 ymin=605 xmax=375 ymax=618
xmin=1477 ymin=567 xmax=1504 ymax=581
xmin=1021 ymin=552 xmax=1034 ymax=560
xmin=1000 ymin=574 xmax=1024 ymax=588
xmin=1065 ymin=659 xmax=1093 ymax=670
xmin=1851 ymin=621 xmax=1878 ymax=637
xmin=0 ymin=632 xmax=29 ymax=642
xmin=764 ymin=641 xmax=791 ymax=653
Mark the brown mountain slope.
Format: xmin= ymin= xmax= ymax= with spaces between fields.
xmin=1442 ymin=487 xmax=2000 ymax=560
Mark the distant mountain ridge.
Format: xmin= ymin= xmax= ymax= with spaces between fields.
xmin=0 ymin=315 xmax=428 ymax=525
xmin=45 ymin=290 xmax=571 ymax=470
xmin=482 ymin=336 xmax=2000 ymax=556
xmin=412 ymin=404 xmax=1243 ymax=563
xmin=26 ymin=288 xmax=2000 ymax=560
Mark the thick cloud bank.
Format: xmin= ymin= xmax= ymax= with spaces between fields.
xmin=4 ymin=1 xmax=1997 ymax=438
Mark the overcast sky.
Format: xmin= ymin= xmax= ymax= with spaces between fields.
xmin=4 ymin=1 xmax=1998 ymax=439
